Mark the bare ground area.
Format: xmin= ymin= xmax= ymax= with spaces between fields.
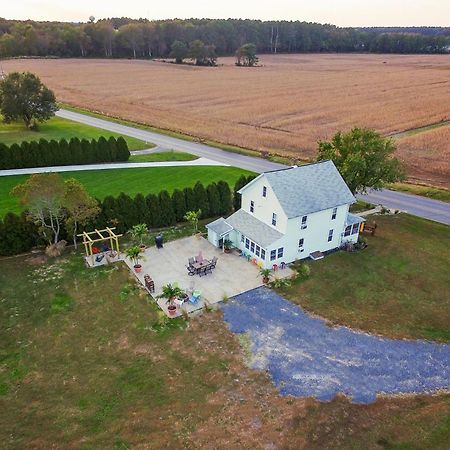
xmin=2 ymin=54 xmax=450 ymax=187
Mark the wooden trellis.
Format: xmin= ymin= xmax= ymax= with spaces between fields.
xmin=77 ymin=227 xmax=123 ymax=258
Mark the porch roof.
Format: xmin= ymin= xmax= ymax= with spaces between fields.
xmin=346 ymin=213 xmax=366 ymax=226
xmin=206 ymin=217 xmax=233 ymax=237
xmin=225 ymin=209 xmax=284 ymax=248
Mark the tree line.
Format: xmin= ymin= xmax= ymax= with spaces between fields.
xmin=0 ymin=136 xmax=130 ymax=169
xmin=1 ymin=18 xmax=449 ymax=59
xmin=0 ymin=174 xmax=255 ymax=256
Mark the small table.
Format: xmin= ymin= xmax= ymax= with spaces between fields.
xmin=192 ymin=260 xmax=210 ymax=270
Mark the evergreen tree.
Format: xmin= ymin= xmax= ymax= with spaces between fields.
xmin=58 ymin=138 xmax=69 ymax=165
xmin=158 ymin=190 xmax=176 ymax=226
xmin=115 ymin=192 xmax=135 ymax=231
xmin=0 ymin=142 xmax=7 ymax=169
xmin=133 ymin=193 xmax=147 ymax=224
xmin=38 ymin=139 xmax=51 ymax=166
xmin=171 ymin=189 xmax=187 ymax=222
xmin=183 ymin=187 xmax=196 ymax=212
xmin=108 ymin=136 xmax=118 ymax=161
xmin=69 ymin=137 xmax=83 ymax=165
xmin=217 ymin=180 xmax=232 ymax=215
xmin=48 ymin=140 xmax=60 ymax=165
xmin=207 ymin=183 xmax=221 ymax=217
xmin=145 ymin=193 xmax=161 ymax=228
xmin=116 ymin=137 xmax=130 ymax=161
xmin=0 ymin=212 xmax=40 ymax=256
xmin=80 ymin=139 xmax=93 ymax=163
xmin=101 ymin=195 xmax=120 ymax=228
xmin=96 ymin=136 xmax=110 ymax=162
xmin=19 ymin=141 xmax=30 ymax=167
xmin=194 ymin=182 xmax=209 ymax=218
xmin=9 ymin=143 xmax=22 ymax=169
xmin=233 ymin=175 xmax=248 ymax=211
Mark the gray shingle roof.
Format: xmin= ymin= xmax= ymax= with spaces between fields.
xmin=346 ymin=213 xmax=365 ymax=225
xmin=225 ymin=209 xmax=284 ymax=248
xmin=263 ymin=160 xmax=355 ymax=218
xmin=206 ymin=217 xmax=233 ymax=236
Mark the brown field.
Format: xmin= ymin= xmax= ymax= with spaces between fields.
xmin=3 ymin=54 xmax=450 ymax=186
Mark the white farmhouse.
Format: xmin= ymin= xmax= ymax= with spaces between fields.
xmin=206 ymin=160 xmax=364 ymax=269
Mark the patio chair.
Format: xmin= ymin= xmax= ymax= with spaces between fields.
xmin=186 ymin=265 xmax=196 ymax=276
xmin=198 ymin=267 xmax=208 ymax=277
xmin=188 ymin=257 xmax=195 ymax=266
xmin=189 ymin=290 xmax=201 ymax=304
xmin=210 ymin=256 xmax=218 ymax=268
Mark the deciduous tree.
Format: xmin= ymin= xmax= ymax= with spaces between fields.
xmin=0 ymin=72 xmax=58 ymax=128
xmin=317 ymin=127 xmax=405 ymax=194
xmin=170 ymin=40 xmax=188 ymax=64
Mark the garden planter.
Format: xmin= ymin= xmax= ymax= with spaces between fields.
xmin=139 ymin=244 xmax=146 ymax=252
xmin=167 ymin=305 xmax=177 ymax=316
xmin=262 ymin=277 xmax=269 ymax=284
xmin=134 ymin=264 xmax=142 ymax=273
xmin=224 ymin=248 xmax=231 ymax=254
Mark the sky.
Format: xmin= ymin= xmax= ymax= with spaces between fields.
xmin=3 ymin=0 xmax=450 ymax=27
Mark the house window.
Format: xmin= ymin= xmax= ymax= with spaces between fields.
xmin=255 ymin=245 xmax=260 ymax=257
xmin=301 ymin=215 xmax=308 ymax=229
xmin=250 ymin=201 xmax=254 ymax=213
xmin=250 ymin=242 xmax=255 ymax=253
xmin=241 ymin=234 xmax=245 ymax=243
xmin=328 ymin=229 xmax=334 ymax=242
xmin=298 ymin=238 xmax=304 ymax=252
xmin=332 ymin=207 xmax=337 ymax=220
xmin=245 ymin=238 xmax=250 ymax=249
xmin=270 ymin=249 xmax=276 ymax=261
xmin=262 ymin=186 xmax=267 ymax=197
xmin=277 ymin=247 xmax=284 ymax=258
xmin=344 ymin=225 xmax=352 ymax=237
xmin=352 ymin=223 xmax=359 ymax=235
xmin=272 ymin=213 xmax=277 ymax=226
xmin=261 ymin=249 xmax=266 ymax=260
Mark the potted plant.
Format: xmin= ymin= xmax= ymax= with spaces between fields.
xmin=125 ymin=245 xmax=144 ymax=273
xmin=223 ymin=238 xmax=232 ymax=253
xmin=157 ymin=283 xmax=184 ymax=317
xmin=259 ymin=268 xmax=272 ymax=284
xmin=130 ymin=223 xmax=148 ymax=252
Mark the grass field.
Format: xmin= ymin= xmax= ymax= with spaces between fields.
xmin=0 ymin=166 xmax=251 ymax=216
xmin=390 ymin=182 xmax=450 ymax=203
xmin=128 ymin=151 xmax=197 ymax=162
xmin=281 ymin=214 xmax=450 ymax=342
xmin=0 ymin=227 xmax=449 ymax=448
xmin=3 ymin=54 xmax=450 ymax=186
xmin=0 ymin=116 xmax=149 ymax=150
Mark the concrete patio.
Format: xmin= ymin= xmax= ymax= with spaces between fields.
xmin=123 ymin=235 xmax=293 ymax=317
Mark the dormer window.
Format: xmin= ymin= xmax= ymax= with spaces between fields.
xmin=262 ymin=186 xmax=267 ymax=197
xmin=332 ymin=207 xmax=337 ymax=220
xmin=272 ymin=213 xmax=277 ymax=226
xmin=250 ymin=200 xmax=254 ymax=213
xmin=301 ymin=215 xmax=308 ymax=229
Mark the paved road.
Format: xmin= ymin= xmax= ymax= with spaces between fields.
xmin=57 ymin=109 xmax=450 ymax=225
xmin=357 ymin=190 xmax=450 ymax=226
xmin=0 ymin=157 xmax=226 ymax=177
xmin=223 ymin=287 xmax=450 ymax=404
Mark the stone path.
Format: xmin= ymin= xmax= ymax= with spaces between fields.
xmin=222 ymin=287 xmax=450 ymax=404
xmin=0 ymin=157 xmax=227 ymax=177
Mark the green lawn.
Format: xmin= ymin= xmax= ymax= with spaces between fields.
xmin=281 ymin=214 xmax=450 ymax=341
xmin=128 ymin=151 xmax=198 ymax=162
xmin=0 ymin=116 xmax=149 ymax=150
xmin=390 ymin=182 xmax=450 ymax=203
xmin=0 ymin=166 xmax=252 ymax=216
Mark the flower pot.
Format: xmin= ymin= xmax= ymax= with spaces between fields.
xmin=134 ymin=264 xmax=142 ymax=273
xmin=263 ymin=277 xmax=269 ymax=284
xmin=139 ymin=244 xmax=146 ymax=252
xmin=167 ymin=305 xmax=177 ymax=316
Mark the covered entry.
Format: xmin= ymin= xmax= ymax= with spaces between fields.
xmin=206 ymin=217 xmax=233 ymax=250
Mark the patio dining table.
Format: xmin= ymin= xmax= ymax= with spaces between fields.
xmin=191 ymin=259 xmax=211 ymax=270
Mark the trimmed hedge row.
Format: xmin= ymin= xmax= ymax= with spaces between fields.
xmin=0 ymin=176 xmax=255 ymax=256
xmin=0 ymin=136 xmax=130 ymax=170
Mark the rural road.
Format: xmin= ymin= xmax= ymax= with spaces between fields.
xmin=57 ymin=109 xmax=450 ymax=226
xmin=0 ymin=157 xmax=227 ymax=177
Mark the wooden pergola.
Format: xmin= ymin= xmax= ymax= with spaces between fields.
xmin=77 ymin=227 xmax=123 ymax=258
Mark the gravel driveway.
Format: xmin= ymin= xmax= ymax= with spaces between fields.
xmin=222 ymin=287 xmax=450 ymax=404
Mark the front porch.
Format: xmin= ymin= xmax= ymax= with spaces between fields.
xmin=123 ymin=235 xmax=294 ymax=317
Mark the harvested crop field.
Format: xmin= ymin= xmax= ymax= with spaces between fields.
xmin=3 ymin=54 xmax=450 ymax=186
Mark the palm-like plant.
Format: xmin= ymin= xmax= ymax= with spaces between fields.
xmin=125 ymin=245 xmax=143 ymax=267
xmin=130 ymin=223 xmax=148 ymax=246
xmin=259 ymin=268 xmax=272 ymax=283
xmin=157 ymin=283 xmax=184 ymax=305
